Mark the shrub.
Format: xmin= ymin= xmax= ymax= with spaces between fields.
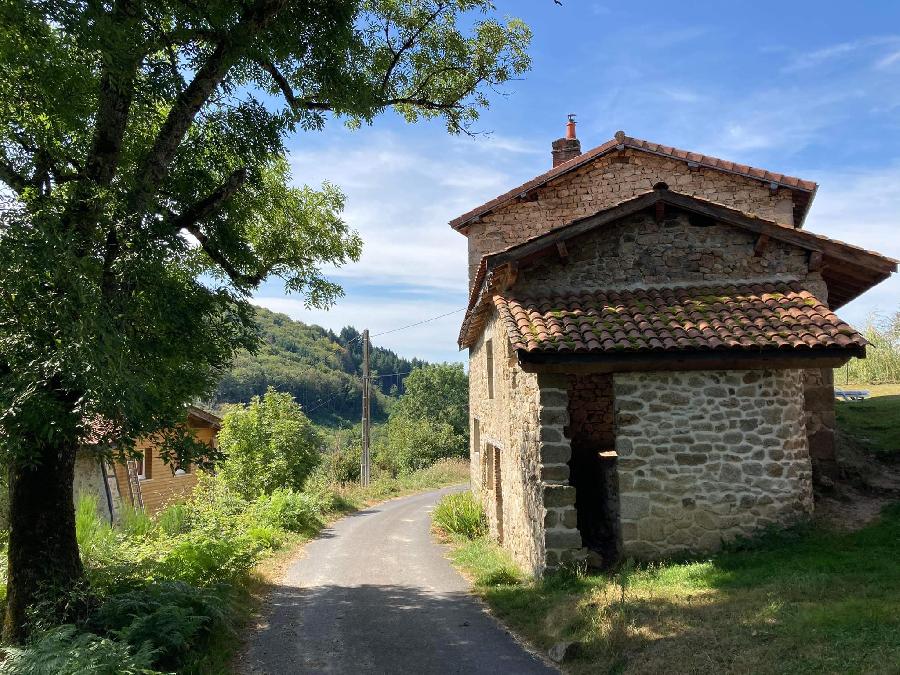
xmin=836 ymin=310 xmax=900 ymax=384
xmin=0 ymin=624 xmax=158 ymax=675
xmin=216 ymin=388 xmax=322 ymax=499
xmin=432 ymin=491 xmax=486 ymax=540
xmin=156 ymin=504 xmax=188 ymax=536
xmin=90 ymin=581 xmax=233 ymax=672
xmin=253 ymin=488 xmax=323 ymax=534
xmin=156 ymin=532 xmax=262 ymax=585
xmin=376 ymin=416 xmax=462 ymax=476
xmin=74 ymin=495 xmax=117 ymax=564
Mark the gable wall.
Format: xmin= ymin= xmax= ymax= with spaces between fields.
xmin=511 ymin=211 xmax=825 ymax=300
xmin=466 ymin=149 xmax=796 ymax=285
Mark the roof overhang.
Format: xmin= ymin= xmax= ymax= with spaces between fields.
xmin=186 ymin=405 xmax=222 ymax=429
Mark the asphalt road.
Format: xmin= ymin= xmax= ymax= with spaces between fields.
xmin=238 ymin=486 xmax=557 ymax=675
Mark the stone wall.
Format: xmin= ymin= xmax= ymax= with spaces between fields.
xmin=469 ymin=311 xmax=546 ymax=575
xmin=466 ymin=149 xmax=797 ymax=283
xmin=512 ymin=212 xmax=819 ymax=298
xmin=803 ymin=368 xmax=838 ymax=480
xmin=535 ymin=374 xmax=584 ymax=570
xmin=613 ymin=369 xmax=813 ymax=558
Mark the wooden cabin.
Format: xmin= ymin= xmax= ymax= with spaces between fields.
xmin=74 ymin=405 xmax=222 ymax=521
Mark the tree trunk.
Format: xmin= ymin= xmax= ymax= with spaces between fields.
xmin=3 ymin=439 xmax=85 ymax=643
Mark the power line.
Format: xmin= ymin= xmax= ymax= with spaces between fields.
xmin=369 ymin=307 xmax=466 ymax=338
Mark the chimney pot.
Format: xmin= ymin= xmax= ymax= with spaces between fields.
xmin=552 ymin=114 xmax=581 ymax=167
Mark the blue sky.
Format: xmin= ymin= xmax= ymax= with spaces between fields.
xmin=254 ymin=1 xmax=900 ymax=363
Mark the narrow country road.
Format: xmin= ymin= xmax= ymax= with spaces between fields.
xmin=238 ymin=486 xmax=557 ymax=675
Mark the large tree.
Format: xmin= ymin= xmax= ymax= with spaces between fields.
xmin=0 ymin=0 xmax=530 ymax=640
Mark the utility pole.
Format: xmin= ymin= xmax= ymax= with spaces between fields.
xmin=360 ymin=329 xmax=371 ymax=487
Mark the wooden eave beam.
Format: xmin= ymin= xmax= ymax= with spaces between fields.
xmin=518 ymin=347 xmax=860 ymax=375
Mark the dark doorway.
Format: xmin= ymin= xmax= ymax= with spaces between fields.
xmin=567 ymin=374 xmax=620 ymax=565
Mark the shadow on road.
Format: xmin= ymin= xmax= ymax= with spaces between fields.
xmin=241 ymin=581 xmax=555 ymax=674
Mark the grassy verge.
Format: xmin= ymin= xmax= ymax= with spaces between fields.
xmin=439 ymin=496 xmax=900 ymax=674
xmin=835 ymin=384 xmax=900 ymax=460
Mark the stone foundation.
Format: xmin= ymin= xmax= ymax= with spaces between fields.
xmin=614 ymin=369 xmax=814 ymax=558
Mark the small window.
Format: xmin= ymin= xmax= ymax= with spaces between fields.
xmin=136 ymin=452 xmax=151 ymax=480
xmin=473 ymin=419 xmax=481 ymax=464
xmin=486 ymin=339 xmax=494 ymax=399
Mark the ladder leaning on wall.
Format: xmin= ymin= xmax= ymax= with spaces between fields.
xmin=124 ymin=459 xmax=144 ymax=510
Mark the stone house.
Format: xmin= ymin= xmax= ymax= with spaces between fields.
xmin=74 ymin=405 xmax=221 ymax=521
xmin=453 ymin=122 xmax=897 ymax=575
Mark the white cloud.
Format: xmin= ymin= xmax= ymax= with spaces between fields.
xmin=875 ymin=49 xmax=900 ymax=69
xmin=783 ymin=35 xmax=900 ymax=73
xmin=803 ymin=165 xmax=900 ymax=326
xmin=285 ymin=131 xmax=527 ymax=293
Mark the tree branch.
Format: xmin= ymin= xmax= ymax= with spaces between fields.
xmin=380 ymin=2 xmax=451 ymax=95
xmin=259 ymin=60 xmax=331 ymax=112
xmin=131 ymin=0 xmax=289 ymax=213
xmin=0 ymin=156 xmax=30 ymax=194
xmin=85 ymin=0 xmax=143 ymax=188
xmin=170 ymin=167 xmax=248 ymax=232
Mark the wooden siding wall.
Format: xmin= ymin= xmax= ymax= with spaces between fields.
xmin=113 ymin=421 xmax=217 ymax=516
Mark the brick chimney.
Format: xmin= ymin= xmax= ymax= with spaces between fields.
xmin=551 ymin=114 xmax=581 ymax=167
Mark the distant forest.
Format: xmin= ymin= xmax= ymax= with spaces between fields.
xmin=213 ymin=308 xmax=428 ymax=426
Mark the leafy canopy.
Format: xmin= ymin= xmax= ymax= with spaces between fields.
xmin=0 ymin=0 xmax=531 ymax=466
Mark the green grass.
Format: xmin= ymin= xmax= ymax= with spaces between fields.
xmin=447 ymin=504 xmax=900 ymax=674
xmin=432 ymin=491 xmax=487 ymax=540
xmin=835 ymin=384 xmax=900 ymax=459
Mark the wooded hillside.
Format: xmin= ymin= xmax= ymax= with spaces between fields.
xmin=213 ymin=308 xmax=428 ymax=425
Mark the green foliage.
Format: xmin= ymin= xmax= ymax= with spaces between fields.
xmin=392 ymin=363 xmax=469 ymax=436
xmin=836 ymin=311 xmax=900 ymax=384
xmin=217 ymin=388 xmax=322 ymax=499
xmin=90 ymin=581 xmax=233 ymax=672
xmin=0 ymin=625 xmax=158 ymax=675
xmin=74 ymin=496 xmax=117 ymax=566
xmin=432 ymin=491 xmax=486 ymax=540
xmin=5 ymin=460 xmax=470 ymax=671
xmin=448 ymin=536 xmax=523 ymax=587
xmin=375 ymin=364 xmax=469 ymax=475
xmin=215 ymin=308 xmax=427 ymax=425
xmin=156 ymin=505 xmax=189 ymax=537
xmin=251 ymin=489 xmax=324 ymax=534
xmin=117 ymin=506 xmax=154 ymax=539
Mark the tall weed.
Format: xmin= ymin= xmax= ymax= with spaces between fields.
xmin=432 ymin=491 xmax=486 ymax=540
xmin=836 ymin=311 xmax=900 ymax=384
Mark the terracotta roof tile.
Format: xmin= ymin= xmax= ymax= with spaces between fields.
xmin=449 ymin=133 xmax=817 ymax=231
xmin=490 ymin=282 xmax=866 ymax=355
